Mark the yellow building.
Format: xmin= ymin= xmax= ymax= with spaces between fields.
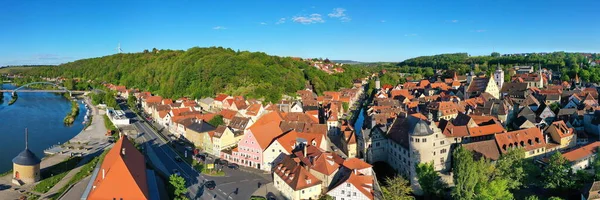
xmin=546 ymin=121 xmax=577 ymax=149
xmin=211 ymin=126 xmax=236 ymax=157
xmin=12 ymin=130 xmax=41 ymax=185
xmin=184 ymin=121 xmax=216 ymax=150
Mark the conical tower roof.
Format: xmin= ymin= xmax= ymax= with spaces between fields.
xmin=12 ymin=128 xmax=41 ymax=166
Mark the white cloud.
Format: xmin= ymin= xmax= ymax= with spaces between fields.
xmin=260 ymin=22 xmax=267 ymax=25
xmin=404 ymin=33 xmax=418 ymax=37
xmin=213 ymin=26 xmax=226 ymax=30
xmin=292 ymin=14 xmax=324 ymax=24
xmin=276 ymin=18 xmax=286 ymax=24
xmin=381 ymin=20 xmax=386 ymax=23
xmin=450 ymin=19 xmax=459 ymax=23
xmin=328 ymin=8 xmax=351 ymax=22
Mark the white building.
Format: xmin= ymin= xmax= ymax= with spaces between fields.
xmin=364 ymin=114 xmax=452 ymax=195
xmin=327 ymin=171 xmax=374 ymax=200
xmin=562 ymin=141 xmax=600 ymax=172
xmin=494 ymin=64 xmax=504 ymax=90
xmin=107 ymin=108 xmax=130 ymax=126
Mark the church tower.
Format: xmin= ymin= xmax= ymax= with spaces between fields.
xmin=538 ymin=64 xmax=544 ymax=88
xmin=494 ymin=63 xmax=504 ymax=90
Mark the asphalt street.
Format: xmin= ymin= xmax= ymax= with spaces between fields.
xmin=120 ymin=101 xmax=271 ymax=200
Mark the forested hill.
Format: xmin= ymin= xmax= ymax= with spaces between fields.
xmin=23 ymin=47 xmax=372 ymax=102
xmin=397 ymin=52 xmax=600 ymax=82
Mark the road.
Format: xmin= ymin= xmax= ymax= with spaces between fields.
xmin=119 ymin=101 xmax=271 ymax=200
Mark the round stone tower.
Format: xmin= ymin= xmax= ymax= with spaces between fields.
xmin=408 ymin=119 xmax=437 ymax=195
xmin=12 ymin=129 xmax=41 ymax=185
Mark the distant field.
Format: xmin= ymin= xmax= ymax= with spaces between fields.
xmin=0 ymin=66 xmax=35 ymax=74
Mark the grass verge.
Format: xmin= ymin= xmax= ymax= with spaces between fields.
xmin=52 ymin=149 xmax=110 ymax=200
xmin=192 ymin=160 xmax=225 ymax=176
xmin=32 ymin=172 xmax=68 ymax=193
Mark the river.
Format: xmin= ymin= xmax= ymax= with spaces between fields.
xmin=354 ymin=107 xmax=365 ymax=137
xmin=0 ymin=84 xmax=87 ymax=173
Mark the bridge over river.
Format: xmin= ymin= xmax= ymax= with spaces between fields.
xmin=0 ymin=90 xmax=87 ymax=94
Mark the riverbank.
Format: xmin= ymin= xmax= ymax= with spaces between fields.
xmin=0 ymin=96 xmax=110 ymax=200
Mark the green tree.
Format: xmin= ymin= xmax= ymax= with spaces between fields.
xmin=169 ymin=174 xmax=188 ymax=200
xmin=593 ymin=147 xmax=600 ymax=179
xmin=524 ymin=195 xmax=539 ymax=200
xmin=127 ymin=95 xmax=137 ymax=109
xmin=63 ymin=78 xmax=76 ymax=90
xmin=543 ymin=152 xmax=573 ymax=190
xmin=416 ymin=162 xmax=446 ymax=197
xmin=491 ymin=52 xmax=501 ymax=57
xmin=453 ymin=146 xmax=512 ymax=200
xmin=494 ymin=148 xmax=525 ymax=190
xmin=342 ymin=102 xmax=349 ymax=112
xmin=208 ymin=115 xmax=224 ymax=127
xmin=452 ymin=146 xmax=479 ymax=200
xmin=381 ymin=176 xmax=413 ymax=200
xmin=549 ymin=102 xmax=561 ymax=114
xmin=548 ymin=197 xmax=563 ymax=200
xmin=318 ymin=194 xmax=334 ymax=200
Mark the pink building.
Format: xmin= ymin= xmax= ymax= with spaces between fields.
xmin=223 ymin=112 xmax=284 ymax=170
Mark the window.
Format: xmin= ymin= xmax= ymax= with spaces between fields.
xmin=441 ymin=149 xmax=447 ymax=154
xmin=272 ymin=149 xmax=275 ymax=152
xmin=440 ymin=141 xmax=445 ymax=145
xmin=415 ymin=138 xmax=420 ymax=142
xmin=347 ymin=183 xmax=351 ymax=187
xmin=342 ymin=190 xmax=345 ymax=194
xmin=423 ymin=138 xmax=427 ymax=143
xmin=433 ymin=151 xmax=436 ymax=156
xmin=354 ymin=192 xmax=357 ymax=196
xmin=440 ymin=157 xmax=445 ymax=163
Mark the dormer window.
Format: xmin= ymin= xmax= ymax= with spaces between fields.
xmin=306 ymin=179 xmax=311 ymax=184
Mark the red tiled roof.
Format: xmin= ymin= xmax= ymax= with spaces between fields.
xmin=342 ymin=158 xmax=372 ymax=170
xmin=214 ymin=94 xmax=229 ymax=101
xmin=145 ymin=96 xmax=162 ymax=104
xmin=494 ymin=127 xmax=545 ymax=154
xmin=219 ymin=109 xmax=238 ymax=120
xmin=88 ymin=136 xmax=148 ymax=200
xmin=563 ymin=141 xmax=600 ymax=162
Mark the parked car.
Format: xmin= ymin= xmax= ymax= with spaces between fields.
xmin=175 ymin=156 xmax=183 ymax=162
xmin=204 ymin=180 xmax=216 ymax=190
xmin=228 ymin=163 xmax=239 ymax=170
xmin=218 ymin=159 xmax=228 ymax=165
xmin=185 ymin=146 xmax=193 ymax=151
xmin=172 ymin=169 xmax=181 ymax=176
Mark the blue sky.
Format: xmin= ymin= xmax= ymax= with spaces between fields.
xmin=1 ymin=0 xmax=599 ymax=65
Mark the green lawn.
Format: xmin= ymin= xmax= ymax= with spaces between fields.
xmin=33 ymin=172 xmax=68 ymax=193
xmin=192 ymin=160 xmax=225 ymax=176
xmin=41 ymin=157 xmax=82 ymax=179
xmin=52 ymin=149 xmax=110 ymax=200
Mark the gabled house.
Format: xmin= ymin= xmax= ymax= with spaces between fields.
xmin=211 ymin=126 xmax=236 ymax=157
xmin=327 ymin=171 xmax=374 ymax=200
xmin=494 ymin=127 xmax=546 ymax=158
xmin=86 ymin=136 xmax=150 ymax=200
xmin=185 ymin=120 xmax=216 ymax=149
xmin=226 ymin=112 xmax=285 ymax=170
xmin=545 ymin=121 xmax=577 ymax=149
xmin=561 ymin=141 xmax=600 ymax=172
xmin=273 ymin=152 xmax=322 ymax=200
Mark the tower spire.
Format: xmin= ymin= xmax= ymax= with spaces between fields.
xmin=25 ymin=128 xmax=28 ymax=149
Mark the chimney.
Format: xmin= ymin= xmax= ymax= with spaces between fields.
xmin=102 ymin=169 xmax=105 ymax=180
xmin=353 ymin=169 xmax=357 ymax=175
xmin=303 ymin=144 xmax=307 ymax=158
xmin=121 ymin=148 xmax=126 ymax=156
